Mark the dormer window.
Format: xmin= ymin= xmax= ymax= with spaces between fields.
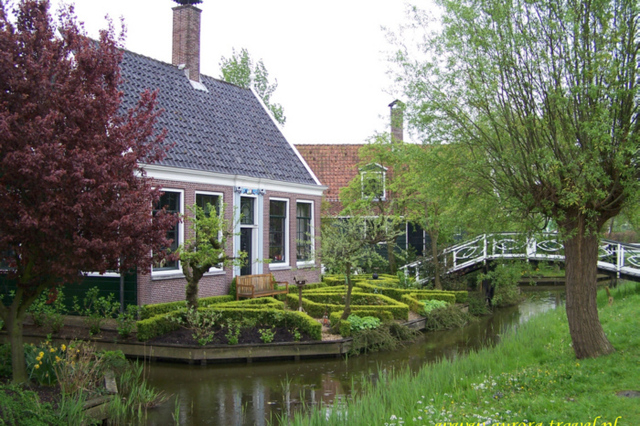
xmin=360 ymin=163 xmax=387 ymax=201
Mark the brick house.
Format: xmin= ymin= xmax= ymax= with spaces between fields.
xmin=113 ymin=2 xmax=325 ymax=305
xmin=296 ymin=102 xmax=429 ymax=260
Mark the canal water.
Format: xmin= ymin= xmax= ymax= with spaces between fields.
xmin=145 ymin=289 xmax=563 ymax=425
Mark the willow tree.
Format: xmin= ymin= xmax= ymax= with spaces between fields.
xmin=392 ymin=0 xmax=638 ymax=358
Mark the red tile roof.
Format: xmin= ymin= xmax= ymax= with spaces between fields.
xmin=296 ymin=144 xmax=364 ymax=215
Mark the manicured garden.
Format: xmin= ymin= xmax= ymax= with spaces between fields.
xmin=284 ymin=282 xmax=640 ymax=426
xmin=0 ymin=273 xmax=471 ymax=423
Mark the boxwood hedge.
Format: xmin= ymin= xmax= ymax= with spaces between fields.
xmin=286 ymin=292 xmax=409 ymax=320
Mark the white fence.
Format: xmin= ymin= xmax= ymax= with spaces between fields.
xmin=401 ymin=233 xmax=640 ymax=284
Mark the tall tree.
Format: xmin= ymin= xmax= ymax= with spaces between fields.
xmin=392 ymin=0 xmax=639 ymax=358
xmin=220 ymin=47 xmax=286 ymax=126
xmin=0 ymin=0 xmax=176 ymax=382
xmin=178 ymin=203 xmax=245 ymax=310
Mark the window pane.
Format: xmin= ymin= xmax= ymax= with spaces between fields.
xmin=269 ymin=200 xmax=286 ymax=263
xmin=196 ymin=194 xmax=220 ymax=217
xmin=154 ymin=191 xmax=181 ymax=270
xmin=297 ymin=202 xmax=312 ymax=262
xmin=240 ymin=197 xmax=254 ymax=225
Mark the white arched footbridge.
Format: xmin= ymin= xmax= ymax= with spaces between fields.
xmin=401 ymin=233 xmax=640 ymax=284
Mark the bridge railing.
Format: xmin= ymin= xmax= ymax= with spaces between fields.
xmin=401 ymin=233 xmax=640 ymax=283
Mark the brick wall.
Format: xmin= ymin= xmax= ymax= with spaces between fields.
xmin=136 ymin=179 xmax=323 ymax=305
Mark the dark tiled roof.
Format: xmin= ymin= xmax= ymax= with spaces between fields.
xmin=119 ymin=50 xmax=318 ymax=186
xmin=295 ymin=144 xmax=364 ymax=215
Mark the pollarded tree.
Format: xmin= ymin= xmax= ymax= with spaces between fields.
xmin=322 ymin=213 xmax=404 ymax=320
xmin=178 ymin=203 xmax=245 ymax=310
xmin=0 ymin=0 xmax=177 ymax=382
xmin=392 ymin=0 xmax=639 ymax=358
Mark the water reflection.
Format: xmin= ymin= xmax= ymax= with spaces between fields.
xmin=145 ymin=289 xmax=563 ymax=425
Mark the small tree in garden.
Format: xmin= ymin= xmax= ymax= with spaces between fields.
xmin=178 ymin=203 xmax=245 ymax=310
xmin=322 ymin=214 xmax=403 ymax=320
xmin=0 ymin=0 xmax=177 ymax=382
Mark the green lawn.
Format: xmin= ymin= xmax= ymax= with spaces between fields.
xmin=286 ymin=282 xmax=640 ymax=425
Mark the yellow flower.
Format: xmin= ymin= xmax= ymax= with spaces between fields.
xmin=34 ymin=364 xmax=40 ymax=369
xmin=39 ymin=361 xmax=42 ymax=365
xmin=50 ymin=347 xmax=55 ymax=353
xmin=61 ymin=344 xmax=66 ymax=352
xmin=55 ymin=356 xmax=61 ymax=363
xmin=39 ymin=351 xmax=44 ymax=358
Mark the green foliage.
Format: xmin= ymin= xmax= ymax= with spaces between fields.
xmin=258 ymin=327 xmax=276 ymax=343
xmin=178 ymin=202 xmax=245 ymax=310
xmin=27 ymin=288 xmax=67 ymax=333
xmin=347 ymin=314 xmax=381 ymax=332
xmin=477 ymin=262 xmax=525 ymax=307
xmin=139 ymin=295 xmax=234 ymax=319
xmin=136 ymin=314 xmax=180 ymax=342
xmin=116 ymin=305 xmax=140 ymax=339
xmin=74 ymin=287 xmax=119 ymax=336
xmin=170 ymin=307 xmax=222 ymax=346
xmin=219 ymin=47 xmax=286 ymax=125
xmin=0 ymin=384 xmax=70 ymax=425
xmin=423 ymin=305 xmax=472 ymax=331
xmin=419 ymin=299 xmax=449 ymax=315
xmin=225 ymin=319 xmax=242 ymax=345
xmin=286 ymin=292 xmax=409 ymax=320
xmin=0 ymin=344 xmax=11 ymax=377
xmin=25 ymin=340 xmax=64 ymax=386
xmin=467 ymin=292 xmax=491 ymax=316
xmin=137 ymin=307 xmax=322 ymax=342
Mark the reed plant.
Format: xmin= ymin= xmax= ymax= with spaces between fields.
xmin=283 ymin=282 xmax=640 ymax=425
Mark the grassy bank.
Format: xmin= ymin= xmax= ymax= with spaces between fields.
xmin=286 ymin=282 xmax=640 ymax=425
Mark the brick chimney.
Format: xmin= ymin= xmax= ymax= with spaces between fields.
xmin=172 ymin=2 xmax=202 ymax=82
xmin=389 ymin=100 xmax=404 ymax=143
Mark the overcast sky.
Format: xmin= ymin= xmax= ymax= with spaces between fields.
xmin=44 ymin=0 xmax=434 ymax=145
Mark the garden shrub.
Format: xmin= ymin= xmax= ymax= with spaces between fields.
xmin=420 ymin=299 xmax=449 ymax=315
xmin=423 ymin=305 xmax=473 ymax=331
xmin=137 ymin=307 xmax=322 ymax=342
xmin=139 ymin=295 xmax=234 ymax=319
xmin=477 ymin=262 xmax=523 ymax=307
xmin=401 ymin=293 xmax=455 ymax=314
xmin=136 ymin=312 xmax=181 ymax=341
xmin=0 ymin=384 xmax=68 ymax=425
xmin=347 ymin=314 xmax=381 ymax=332
xmin=286 ymin=292 xmax=409 ymax=320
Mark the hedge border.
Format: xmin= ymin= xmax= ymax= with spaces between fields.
xmin=136 ymin=306 xmax=321 ymax=342
xmin=286 ymin=292 xmax=409 ymax=320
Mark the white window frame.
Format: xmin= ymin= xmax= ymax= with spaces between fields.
xmin=152 ymin=188 xmax=185 ymax=277
xmin=296 ymin=200 xmax=315 ymax=268
xmin=195 ymin=191 xmax=225 ymax=275
xmin=360 ymin=164 xmax=387 ymax=201
xmin=268 ymin=197 xmax=289 ymax=270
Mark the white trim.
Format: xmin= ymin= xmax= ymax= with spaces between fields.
xmin=248 ymin=87 xmax=323 ymax=187
xmin=152 ymin=188 xmax=185 ymax=276
xmin=194 ymin=191 xmax=225 ymax=273
xmin=269 ymin=197 xmax=290 ymax=267
xmin=295 ymin=199 xmax=315 ymax=267
xmin=141 ymin=164 xmax=326 ymax=197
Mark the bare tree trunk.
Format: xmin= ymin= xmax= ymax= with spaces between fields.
xmin=564 ymin=225 xmax=615 ymax=359
xmin=183 ymin=265 xmax=206 ymax=311
xmin=430 ymin=229 xmax=442 ymax=290
xmin=387 ymin=238 xmax=397 ymax=274
xmin=341 ymin=264 xmax=353 ymax=320
xmin=7 ymin=312 xmax=28 ymax=383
